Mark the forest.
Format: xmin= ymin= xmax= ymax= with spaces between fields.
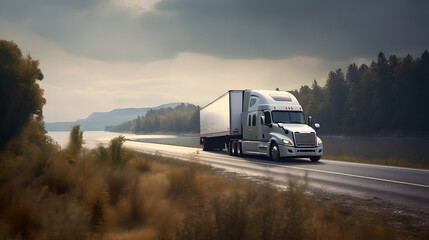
xmin=291 ymin=50 xmax=429 ymax=136
xmin=105 ymin=103 xmax=200 ymax=133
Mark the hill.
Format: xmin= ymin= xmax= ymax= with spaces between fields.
xmin=105 ymin=103 xmax=199 ymax=133
xmin=45 ymin=103 xmax=184 ymax=131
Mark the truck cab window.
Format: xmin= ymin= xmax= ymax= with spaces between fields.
xmin=272 ymin=111 xmax=305 ymax=124
xmin=249 ymin=98 xmax=257 ymax=108
xmin=264 ymin=111 xmax=272 ymax=125
xmin=252 ymin=114 xmax=256 ymax=126
xmin=248 ymin=115 xmax=251 ymax=126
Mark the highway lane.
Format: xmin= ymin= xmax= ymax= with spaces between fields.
xmin=121 ymin=140 xmax=429 ymax=211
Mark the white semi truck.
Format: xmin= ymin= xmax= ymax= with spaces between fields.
xmin=200 ymin=90 xmax=323 ymax=162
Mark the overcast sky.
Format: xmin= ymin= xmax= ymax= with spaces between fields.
xmin=1 ymin=0 xmax=428 ymax=122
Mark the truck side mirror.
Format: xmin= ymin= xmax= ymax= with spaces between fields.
xmin=307 ymin=116 xmax=313 ymax=127
xmin=261 ymin=115 xmax=273 ymax=127
xmin=314 ymin=123 xmax=320 ymax=129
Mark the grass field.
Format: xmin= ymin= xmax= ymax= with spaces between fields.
xmin=0 ymin=137 xmax=428 ymax=240
xmin=324 ymin=154 xmax=429 ymax=169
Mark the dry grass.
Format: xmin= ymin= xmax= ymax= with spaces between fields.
xmin=324 ymin=154 xmax=429 ymax=169
xmin=0 ymin=140 xmax=427 ymax=240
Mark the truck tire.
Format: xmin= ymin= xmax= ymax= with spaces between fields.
xmin=237 ymin=142 xmax=243 ymax=157
xmin=229 ymin=140 xmax=233 ymax=155
xmin=270 ymin=142 xmax=280 ymax=161
xmin=310 ymin=156 xmax=321 ymax=162
xmin=232 ymin=141 xmax=237 ymax=156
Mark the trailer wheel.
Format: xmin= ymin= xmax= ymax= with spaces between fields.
xmin=310 ymin=156 xmax=321 ymax=162
xmin=270 ymin=142 xmax=280 ymax=161
xmin=228 ymin=140 xmax=233 ymax=155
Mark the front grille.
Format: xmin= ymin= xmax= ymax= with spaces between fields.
xmin=297 ymin=150 xmax=315 ymax=152
xmin=295 ymin=132 xmax=316 ymax=147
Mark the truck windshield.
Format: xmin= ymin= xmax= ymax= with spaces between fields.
xmin=271 ymin=111 xmax=305 ymax=124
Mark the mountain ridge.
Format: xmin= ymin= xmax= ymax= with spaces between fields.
xmin=45 ymin=102 xmax=186 ymax=131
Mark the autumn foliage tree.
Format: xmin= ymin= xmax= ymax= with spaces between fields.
xmin=0 ymin=40 xmax=45 ymax=149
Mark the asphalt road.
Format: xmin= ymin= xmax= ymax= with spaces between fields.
xmin=122 ymin=140 xmax=429 ymax=211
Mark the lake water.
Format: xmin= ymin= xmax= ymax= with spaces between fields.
xmin=47 ymin=131 xmax=189 ymax=149
xmin=47 ymin=131 xmax=429 ymax=162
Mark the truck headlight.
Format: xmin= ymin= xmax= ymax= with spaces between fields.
xmin=317 ymin=137 xmax=323 ymax=146
xmin=282 ymin=139 xmax=293 ymax=146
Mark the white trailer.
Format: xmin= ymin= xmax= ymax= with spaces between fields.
xmin=200 ymin=90 xmax=243 ymax=150
xmin=200 ymin=89 xmax=323 ymax=162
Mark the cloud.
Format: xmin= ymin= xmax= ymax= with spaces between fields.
xmin=1 ymin=0 xmax=428 ymax=62
xmin=36 ymin=44 xmax=340 ymax=122
xmin=115 ymin=0 xmax=161 ymax=12
xmin=2 ymin=0 xmax=427 ymax=123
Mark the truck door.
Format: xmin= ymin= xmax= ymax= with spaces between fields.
xmin=244 ymin=112 xmax=259 ymax=152
xmin=245 ymin=96 xmax=259 ymax=141
xmin=259 ymin=111 xmax=271 ymax=141
xmin=247 ymin=112 xmax=258 ymax=140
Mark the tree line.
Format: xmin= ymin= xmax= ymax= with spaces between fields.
xmin=105 ymin=103 xmax=200 ymax=133
xmin=290 ymin=50 xmax=429 ymax=136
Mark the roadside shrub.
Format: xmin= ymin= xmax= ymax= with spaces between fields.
xmin=67 ymin=125 xmax=84 ymax=156
xmin=112 ymin=179 xmax=147 ymax=230
xmin=44 ymin=157 xmax=75 ymax=195
xmin=103 ymin=168 xmax=137 ymax=206
xmin=85 ymin=178 xmax=110 ymax=237
xmin=94 ymin=144 xmax=109 ymax=163
xmin=212 ymin=190 xmax=250 ymax=240
xmin=38 ymin=195 xmax=88 ymax=240
xmin=276 ymin=179 xmax=309 ymax=240
xmin=110 ymin=136 xmax=126 ymax=166
xmin=175 ymin=198 xmax=215 ymax=240
xmin=93 ymin=136 xmax=135 ymax=167
xmin=168 ymin=164 xmax=200 ymax=198
xmin=249 ymin=181 xmax=280 ymax=240
xmin=6 ymin=195 xmax=41 ymax=239
xmin=129 ymin=157 xmax=152 ymax=172
xmin=129 ymin=178 xmax=145 ymax=224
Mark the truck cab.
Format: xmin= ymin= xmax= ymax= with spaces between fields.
xmin=240 ymin=90 xmax=323 ymax=161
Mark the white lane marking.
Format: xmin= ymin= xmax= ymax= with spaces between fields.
xmin=277 ymin=165 xmax=429 ymax=188
xmin=124 ymin=141 xmax=429 ymax=188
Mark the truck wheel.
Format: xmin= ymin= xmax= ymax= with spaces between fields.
xmin=237 ymin=142 xmax=243 ymax=157
xmin=232 ymin=141 xmax=237 ymax=156
xmin=228 ymin=141 xmax=233 ymax=155
xmin=270 ymin=142 xmax=280 ymax=161
xmin=310 ymin=156 xmax=321 ymax=162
